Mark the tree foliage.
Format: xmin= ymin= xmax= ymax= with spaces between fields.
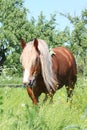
xmin=60 ymin=9 xmax=87 ymax=75
xmin=0 ymin=0 xmax=87 ymax=76
xmin=0 ymin=0 xmax=30 ymax=73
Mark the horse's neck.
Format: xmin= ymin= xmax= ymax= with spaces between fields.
xmin=35 ymin=73 xmax=44 ymax=84
xmin=35 ymin=73 xmax=47 ymax=90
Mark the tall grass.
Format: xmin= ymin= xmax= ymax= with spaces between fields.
xmin=0 ymin=77 xmax=87 ymax=130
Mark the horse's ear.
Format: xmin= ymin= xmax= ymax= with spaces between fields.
xmin=20 ymin=39 xmax=26 ymax=49
xmin=34 ymin=38 xmax=40 ymax=54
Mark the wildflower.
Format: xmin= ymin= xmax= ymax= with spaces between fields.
xmin=21 ymin=103 xmax=25 ymax=108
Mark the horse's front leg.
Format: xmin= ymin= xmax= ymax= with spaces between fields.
xmin=26 ymin=87 xmax=38 ymax=105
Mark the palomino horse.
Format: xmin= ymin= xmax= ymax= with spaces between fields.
xmin=20 ymin=38 xmax=77 ymax=104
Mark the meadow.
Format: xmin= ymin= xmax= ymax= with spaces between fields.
xmin=0 ymin=76 xmax=87 ymax=130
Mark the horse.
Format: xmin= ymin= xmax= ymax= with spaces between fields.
xmin=20 ymin=38 xmax=77 ymax=104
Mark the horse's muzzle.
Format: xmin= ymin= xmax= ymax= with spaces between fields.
xmin=23 ymin=77 xmax=36 ymax=88
xmin=28 ymin=79 xmax=34 ymax=87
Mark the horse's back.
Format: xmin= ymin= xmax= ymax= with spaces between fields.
xmin=52 ymin=46 xmax=77 ymax=87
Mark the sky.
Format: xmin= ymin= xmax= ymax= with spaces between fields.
xmin=24 ymin=0 xmax=87 ymax=30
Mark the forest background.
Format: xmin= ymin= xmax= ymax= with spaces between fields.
xmin=0 ymin=0 xmax=87 ymax=77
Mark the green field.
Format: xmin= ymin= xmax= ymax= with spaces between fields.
xmin=0 ymin=76 xmax=87 ymax=130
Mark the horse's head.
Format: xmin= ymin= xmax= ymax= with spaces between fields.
xmin=20 ymin=38 xmax=57 ymax=92
xmin=20 ymin=38 xmax=41 ymax=88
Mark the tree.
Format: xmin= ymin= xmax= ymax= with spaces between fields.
xmin=34 ymin=12 xmax=69 ymax=48
xmin=60 ymin=9 xmax=87 ymax=75
xmin=34 ymin=12 xmax=58 ymax=47
xmin=0 ymin=0 xmax=31 ymax=74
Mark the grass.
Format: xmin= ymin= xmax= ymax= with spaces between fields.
xmin=0 ymin=76 xmax=22 ymax=85
xmin=0 ymin=76 xmax=87 ymax=130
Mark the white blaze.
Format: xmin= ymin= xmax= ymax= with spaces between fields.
xmin=23 ymin=69 xmax=30 ymax=83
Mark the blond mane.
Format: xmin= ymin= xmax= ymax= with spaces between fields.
xmin=37 ymin=39 xmax=56 ymax=91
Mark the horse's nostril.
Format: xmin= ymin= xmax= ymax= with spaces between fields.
xmin=29 ymin=80 xmax=33 ymax=86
